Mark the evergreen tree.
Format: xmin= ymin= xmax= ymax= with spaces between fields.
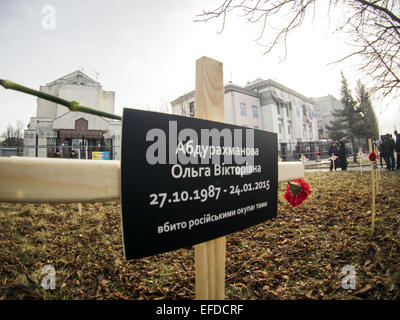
xmin=327 ymin=73 xmax=363 ymax=162
xmin=356 ymin=81 xmax=379 ymax=143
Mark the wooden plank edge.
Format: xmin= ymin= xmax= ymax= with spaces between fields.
xmin=0 ymin=157 xmax=303 ymax=203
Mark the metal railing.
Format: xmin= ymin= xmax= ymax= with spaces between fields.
xmin=1 ymin=145 xmax=120 ymax=160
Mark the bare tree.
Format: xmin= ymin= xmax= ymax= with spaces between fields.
xmin=14 ymin=120 xmax=24 ymax=139
xmin=196 ymin=0 xmax=400 ymax=97
xmin=337 ymin=0 xmax=400 ymax=97
xmin=0 ymin=121 xmax=25 ymax=146
xmin=156 ymin=96 xmax=172 ymax=114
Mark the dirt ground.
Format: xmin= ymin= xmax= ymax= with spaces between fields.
xmin=1 ymin=170 xmax=399 ymax=300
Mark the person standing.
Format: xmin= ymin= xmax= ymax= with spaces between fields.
xmin=395 ymin=130 xmax=400 ymax=170
xmin=54 ymin=148 xmax=62 ymax=158
xmin=388 ymin=134 xmax=396 ymax=170
xmin=70 ymin=150 xmax=78 ymax=159
xmin=378 ymin=138 xmax=384 ymax=168
xmin=338 ymin=141 xmax=347 ymax=171
xmin=382 ymin=135 xmax=389 ymax=169
xmin=383 ymin=134 xmax=395 ymax=170
xmin=329 ymin=141 xmax=339 ymax=171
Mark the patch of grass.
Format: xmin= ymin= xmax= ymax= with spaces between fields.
xmin=0 ymin=171 xmax=399 ymax=299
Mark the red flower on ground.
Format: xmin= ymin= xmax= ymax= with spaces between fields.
xmin=284 ymin=179 xmax=312 ymax=207
xmin=369 ymin=152 xmax=377 ymax=162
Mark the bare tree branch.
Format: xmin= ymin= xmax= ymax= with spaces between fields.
xmin=196 ymin=0 xmax=400 ymax=98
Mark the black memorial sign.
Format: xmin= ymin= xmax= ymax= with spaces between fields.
xmin=121 ymin=108 xmax=278 ymax=259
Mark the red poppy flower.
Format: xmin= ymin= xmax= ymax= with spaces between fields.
xmin=284 ymin=179 xmax=312 ymax=207
xmin=368 ymin=152 xmax=377 ymax=162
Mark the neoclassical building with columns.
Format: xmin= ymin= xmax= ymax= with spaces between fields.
xmin=23 ymin=70 xmax=121 ymax=159
xmin=171 ymin=78 xmax=318 ymax=159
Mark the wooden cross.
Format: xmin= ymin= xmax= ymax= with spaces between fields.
xmin=0 ymin=56 xmax=305 ymax=300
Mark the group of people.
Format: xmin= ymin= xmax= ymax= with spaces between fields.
xmin=328 ymin=141 xmax=348 ymax=171
xmin=375 ymin=132 xmax=400 ymax=171
xmin=327 ymin=131 xmax=400 ymax=172
xmin=54 ymin=149 xmax=78 ymax=159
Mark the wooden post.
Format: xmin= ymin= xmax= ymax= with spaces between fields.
xmin=194 ymin=57 xmax=226 ymax=300
xmin=300 ymin=154 xmax=306 ymax=174
xmin=374 ymin=144 xmax=381 ymax=187
xmin=330 ymin=155 xmax=336 ymax=171
xmin=373 ymin=145 xmax=378 ymax=194
xmin=368 ymin=139 xmax=376 ymax=234
xmin=78 ymin=203 xmax=82 ymax=214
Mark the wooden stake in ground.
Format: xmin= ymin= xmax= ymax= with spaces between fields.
xmin=368 ymin=139 xmax=376 ymax=234
xmin=194 ymin=57 xmax=226 ymax=300
xmin=330 ymin=155 xmax=336 ymax=171
xmin=374 ymin=144 xmax=381 ymax=188
xmin=300 ymin=154 xmax=307 ymax=174
xmin=358 ymin=151 xmax=363 ymax=175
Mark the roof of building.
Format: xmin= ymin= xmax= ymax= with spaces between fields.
xmin=171 ymin=78 xmax=317 ymax=106
xmin=171 ymin=82 xmax=260 ymax=106
xmin=224 ymin=82 xmax=259 ymax=97
xmin=46 ymin=70 xmax=99 ymax=87
xmin=245 ymin=78 xmax=315 ymax=104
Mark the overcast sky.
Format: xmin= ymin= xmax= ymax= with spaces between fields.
xmin=0 ymin=0 xmax=399 ymax=136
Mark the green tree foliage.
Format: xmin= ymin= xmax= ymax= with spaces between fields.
xmin=356 ymin=81 xmax=379 ymax=141
xmin=327 ymin=73 xmax=363 ymax=161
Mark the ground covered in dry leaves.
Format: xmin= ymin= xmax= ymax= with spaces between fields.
xmin=1 ymin=170 xmax=399 ymax=300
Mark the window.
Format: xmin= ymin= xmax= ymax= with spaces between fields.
xmin=47 ymin=137 xmax=57 ymax=158
xmin=104 ymin=138 xmax=113 ymax=160
xmin=276 ymin=104 xmax=280 ymax=115
xmin=189 ymin=101 xmax=195 ymax=117
xmin=302 ymin=105 xmax=307 ymax=117
xmin=72 ymin=139 xmax=83 ymax=147
xmin=318 ymin=128 xmax=324 ymax=139
xmin=287 ymin=122 xmax=291 ymax=135
xmin=278 ymin=120 xmax=282 ymax=134
xmin=47 ymin=137 xmax=57 ymax=146
xmin=252 ymin=105 xmax=258 ymax=118
xmin=240 ymin=103 xmax=246 ymax=116
xmin=285 ymin=104 xmax=289 ymax=117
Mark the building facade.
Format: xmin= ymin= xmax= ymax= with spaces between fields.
xmin=171 ymin=78 xmax=318 ymax=159
xmin=312 ymin=94 xmax=342 ymax=140
xmin=23 ymin=71 xmax=121 ymax=159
